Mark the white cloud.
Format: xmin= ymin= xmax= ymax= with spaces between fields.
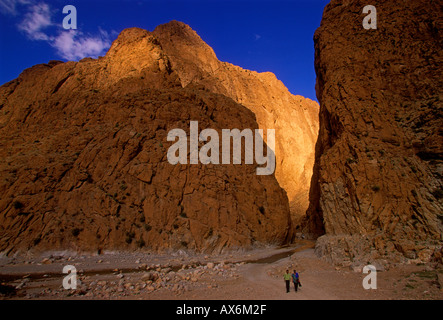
xmin=18 ymin=2 xmax=52 ymax=40
xmin=52 ymin=29 xmax=111 ymax=61
xmin=1 ymin=1 xmax=111 ymax=61
xmin=0 ymin=0 xmax=17 ymax=14
xmin=0 ymin=0 xmax=30 ymax=15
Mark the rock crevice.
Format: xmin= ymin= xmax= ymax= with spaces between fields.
xmin=305 ymin=0 xmax=442 ymax=266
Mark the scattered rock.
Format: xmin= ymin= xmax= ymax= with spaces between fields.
xmin=141 ymin=272 xmax=154 ymax=282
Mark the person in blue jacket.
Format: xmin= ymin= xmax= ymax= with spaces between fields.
xmin=292 ymin=270 xmax=302 ymax=292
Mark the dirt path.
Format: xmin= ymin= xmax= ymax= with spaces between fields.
xmin=238 ymin=241 xmax=340 ymax=300
xmin=1 ymin=241 xmax=442 ymax=300
xmin=240 ymin=261 xmax=339 ymax=300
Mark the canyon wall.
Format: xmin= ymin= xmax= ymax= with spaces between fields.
xmin=153 ymin=21 xmax=319 ymax=224
xmin=0 ymin=27 xmax=293 ymax=254
xmin=305 ymin=0 xmax=442 ymax=266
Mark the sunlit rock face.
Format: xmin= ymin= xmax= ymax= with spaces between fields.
xmin=153 ymin=21 xmax=320 ymax=226
xmin=304 ymin=0 xmax=442 ymax=266
xmin=0 ymin=25 xmax=295 ymax=254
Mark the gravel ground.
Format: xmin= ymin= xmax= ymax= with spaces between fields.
xmin=1 ymin=240 xmax=442 ymax=300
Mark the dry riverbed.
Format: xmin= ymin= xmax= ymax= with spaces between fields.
xmin=0 ymin=240 xmax=442 ymax=300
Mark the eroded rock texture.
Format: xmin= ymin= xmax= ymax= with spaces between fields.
xmin=153 ymin=21 xmax=319 ymax=224
xmin=0 ymin=27 xmax=294 ymax=254
xmin=305 ymin=0 xmax=442 ymax=266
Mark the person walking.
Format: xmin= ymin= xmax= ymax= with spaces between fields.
xmin=284 ymin=270 xmax=291 ymax=293
xmin=292 ymin=270 xmax=301 ymax=292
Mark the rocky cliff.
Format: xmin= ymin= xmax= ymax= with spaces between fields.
xmin=0 ymin=27 xmax=294 ymax=254
xmin=152 ymin=21 xmax=319 ymax=224
xmin=305 ymin=0 xmax=443 ymax=266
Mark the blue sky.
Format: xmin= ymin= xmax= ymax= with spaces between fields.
xmin=0 ymin=0 xmax=329 ymax=101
